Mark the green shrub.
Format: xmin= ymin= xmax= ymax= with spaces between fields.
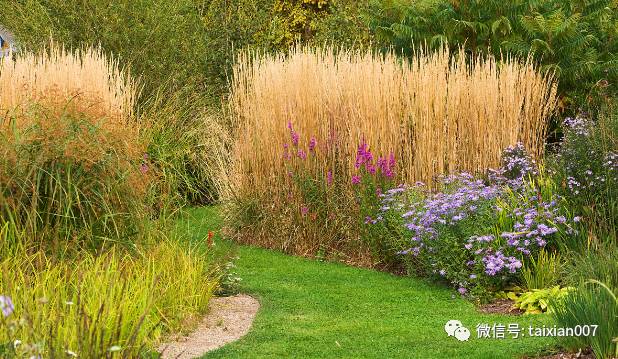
xmin=367 ymin=0 xmax=618 ymax=107
xmin=549 ymin=107 xmax=618 ymax=248
xmin=198 ymin=0 xmax=372 ymax=99
xmin=512 ymin=286 xmax=573 ymax=314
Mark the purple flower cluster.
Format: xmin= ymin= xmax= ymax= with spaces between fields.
xmin=481 ymin=251 xmax=522 ymax=276
xmin=556 ymin=114 xmax=617 ymax=195
xmin=288 ymin=121 xmax=300 ymax=146
xmin=0 ymin=295 xmax=14 ymax=317
xmin=354 ymin=141 xmax=396 ymax=180
xmin=369 ymin=143 xmax=580 ymax=295
xmin=497 ymin=196 xmax=572 ymax=252
xmin=401 ymin=174 xmax=501 ymax=250
xmin=488 ymin=142 xmax=537 ymax=186
xmin=563 ymin=116 xmax=591 ymax=137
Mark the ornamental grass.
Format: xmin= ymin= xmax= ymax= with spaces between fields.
xmin=226 ymin=46 xmax=558 ymax=263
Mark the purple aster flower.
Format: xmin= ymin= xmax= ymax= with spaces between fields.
xmin=0 ymin=296 xmax=14 ymax=317
xmin=537 ymin=224 xmax=558 ymax=236
xmin=351 ymin=175 xmax=361 ymax=185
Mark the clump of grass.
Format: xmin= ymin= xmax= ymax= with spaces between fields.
xmin=553 ymin=245 xmax=618 ymax=359
xmin=141 ymin=90 xmax=233 ymax=209
xmin=229 ymin=46 xmax=557 ymax=191
xmin=0 ymin=43 xmax=150 ymax=252
xmin=0 ymin=43 xmax=135 ymax=118
xmin=521 ymin=250 xmax=562 ymax=291
xmin=0 ymin=227 xmax=217 ymax=357
xmin=226 ymin=46 xmax=557 ymax=261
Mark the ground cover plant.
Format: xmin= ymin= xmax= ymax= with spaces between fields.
xmin=226 ymin=45 xmax=557 ymax=265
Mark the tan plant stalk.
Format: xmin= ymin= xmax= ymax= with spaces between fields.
xmin=228 ymin=46 xmax=557 ymax=197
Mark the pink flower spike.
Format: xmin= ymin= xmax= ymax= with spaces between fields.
xmin=352 ymin=175 xmax=361 ymax=185
xmin=309 ymin=137 xmax=317 ymax=153
xmin=291 ymin=131 xmax=299 ymax=146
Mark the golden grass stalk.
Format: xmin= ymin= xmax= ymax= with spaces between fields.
xmin=228 ymin=46 xmax=557 ymax=195
xmin=0 ymin=42 xmax=135 ymax=122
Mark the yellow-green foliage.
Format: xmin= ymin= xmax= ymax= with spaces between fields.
xmin=513 ymin=286 xmax=573 ymax=314
xmin=271 ymin=0 xmax=330 ymax=47
xmin=0 ymin=227 xmax=217 ymax=357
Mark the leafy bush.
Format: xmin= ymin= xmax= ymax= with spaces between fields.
xmin=512 ymin=286 xmax=573 ymax=314
xmin=367 ymin=0 xmax=618 ymax=106
xmin=197 ymin=0 xmax=372 ymax=100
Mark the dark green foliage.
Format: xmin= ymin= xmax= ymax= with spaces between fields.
xmin=367 ymin=0 xmax=618 ymax=107
xmin=0 ymin=0 xmax=210 ymax=102
xmin=197 ymin=0 xmax=372 ymax=98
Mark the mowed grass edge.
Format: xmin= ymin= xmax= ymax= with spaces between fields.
xmin=178 ymin=207 xmax=558 ymax=359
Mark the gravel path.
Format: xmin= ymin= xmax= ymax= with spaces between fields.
xmin=159 ymin=294 xmax=260 ymax=359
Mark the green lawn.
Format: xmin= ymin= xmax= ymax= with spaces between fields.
xmin=180 ymin=207 xmax=558 ymax=359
